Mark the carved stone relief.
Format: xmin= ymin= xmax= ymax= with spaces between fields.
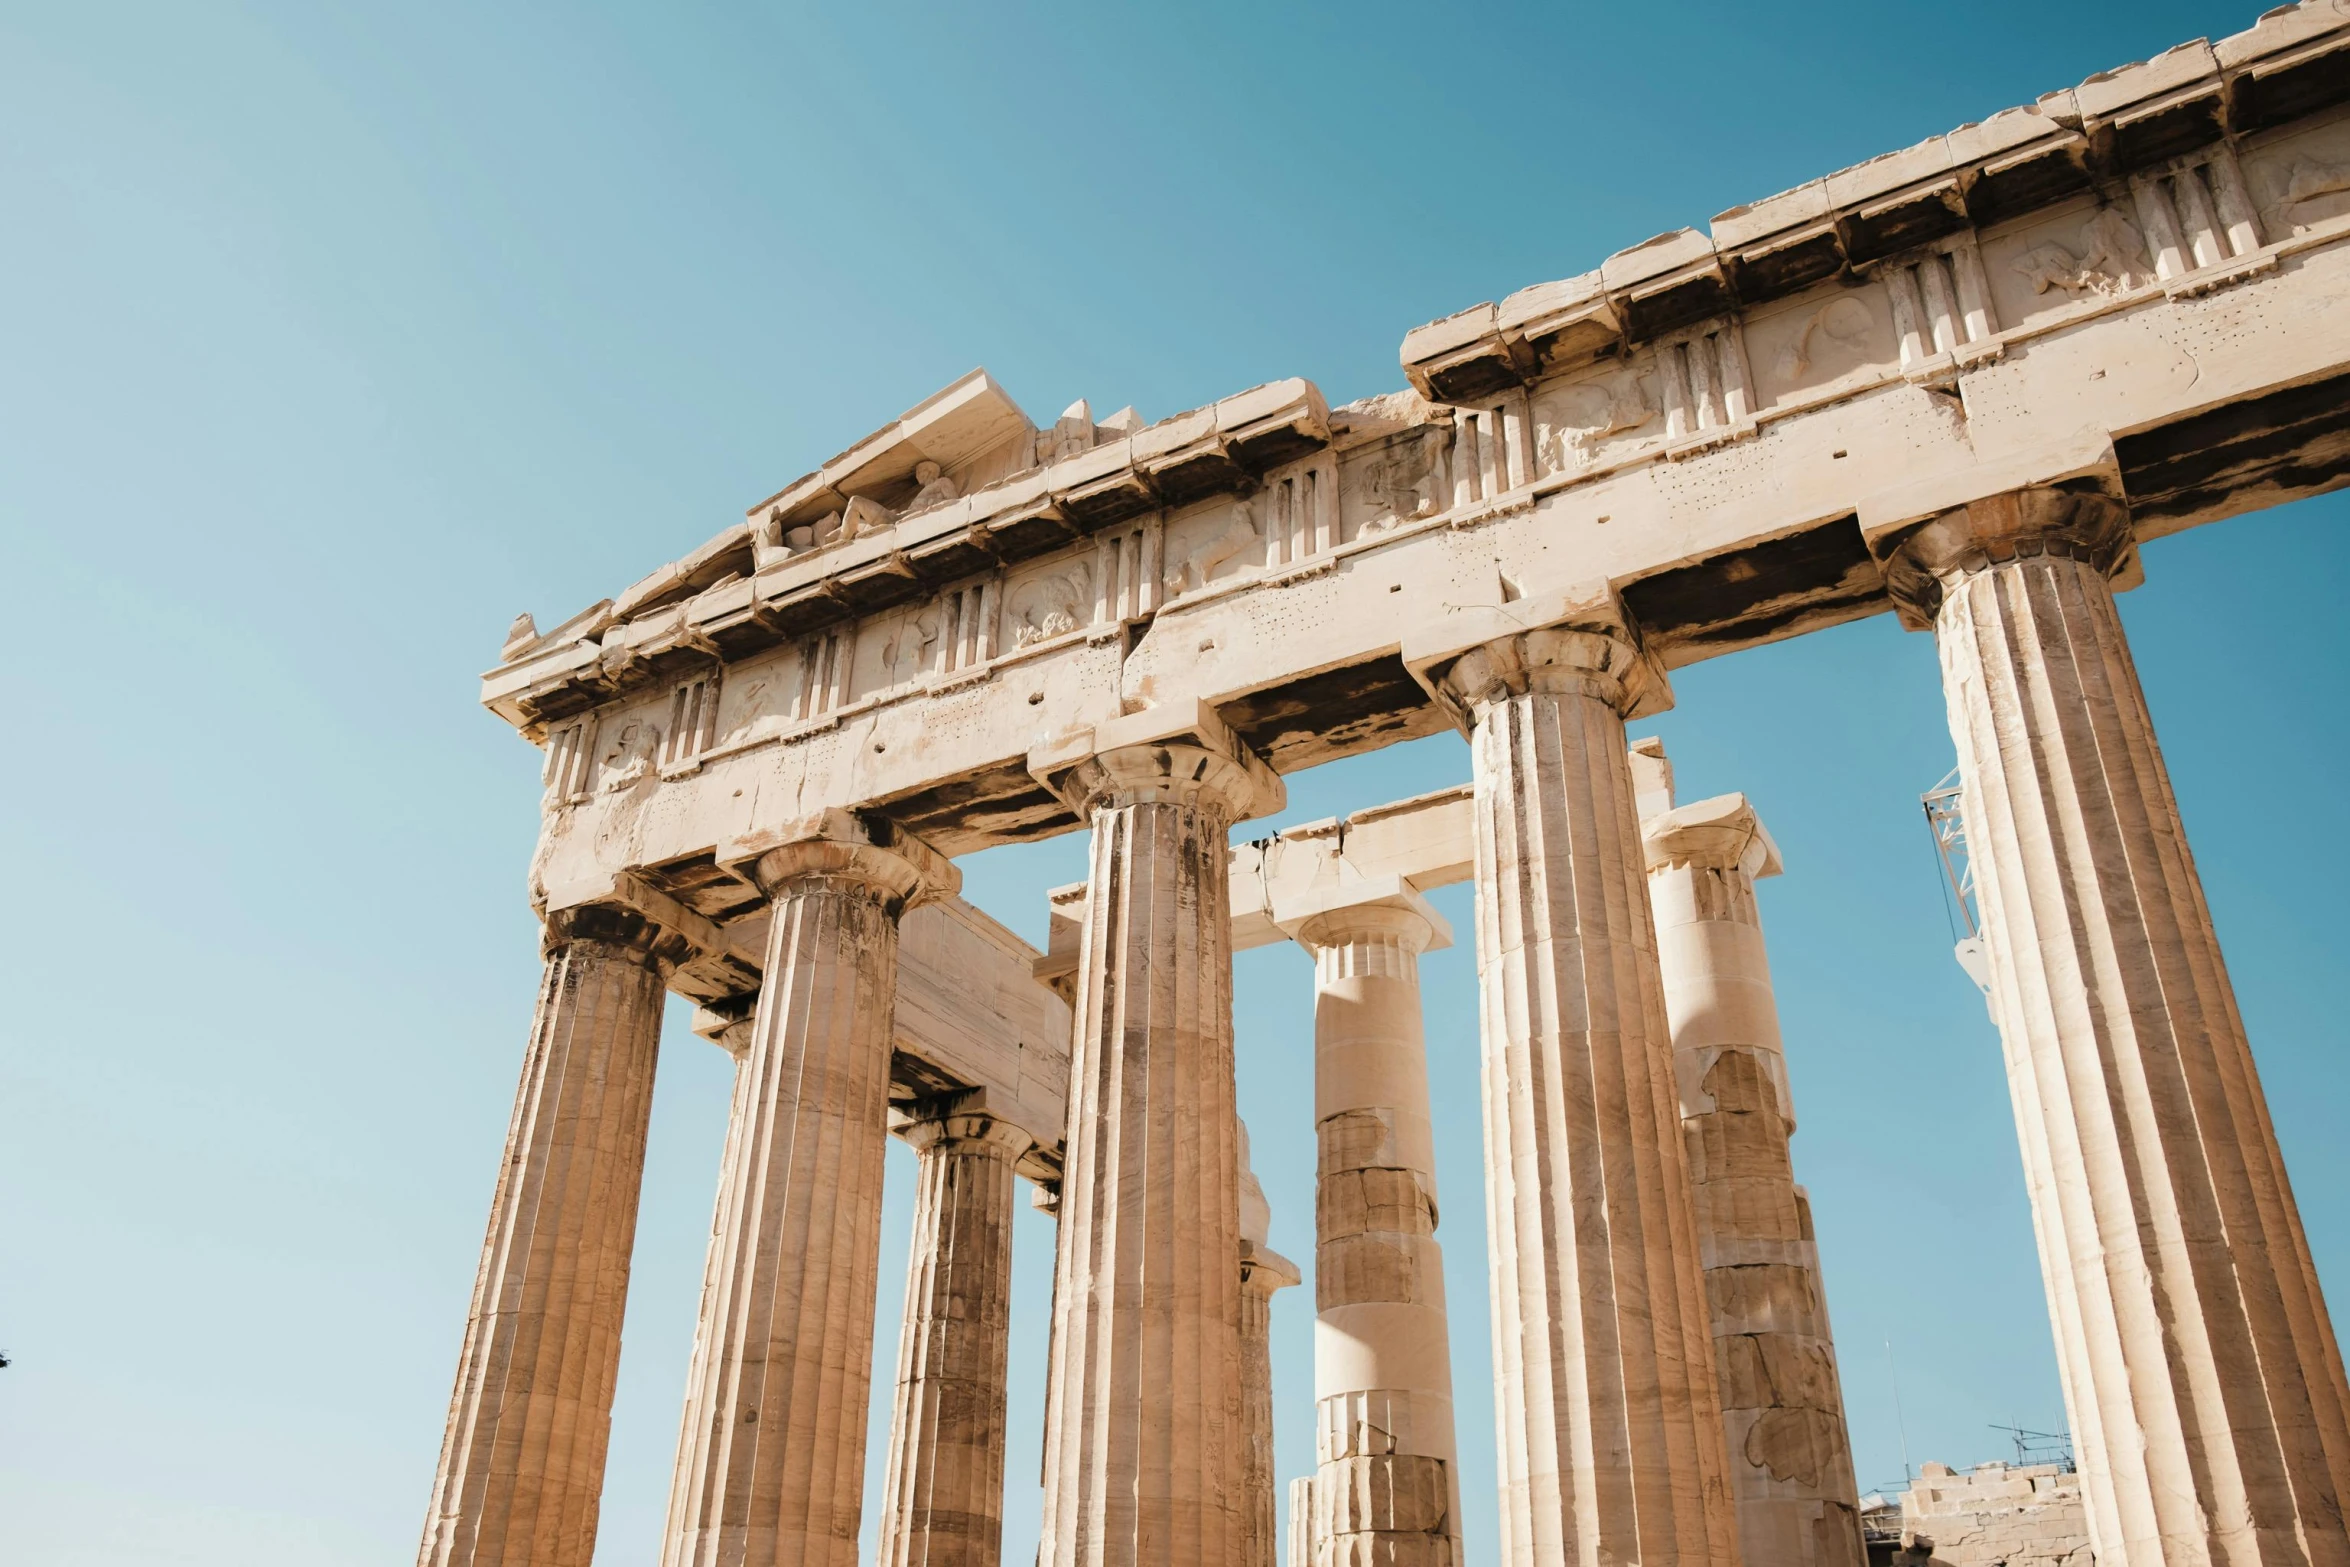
xmin=713 ymin=645 xmax=793 ymax=748
xmin=1163 ymin=497 xmax=1261 ymax=596
xmin=1008 ymin=564 xmax=1092 ymax=648
xmin=881 ymin=605 xmax=939 ymax=687
xmin=1740 ymin=281 xmax=1899 ymax=415
xmin=1977 ymin=197 xmax=2160 ymax=338
xmin=1535 ymin=369 xmax=1657 ymax=469
xmin=597 ymin=713 xmax=663 ymax=793
xmin=2245 ymin=115 xmax=2350 ymax=235
xmin=2008 ymin=206 xmax=2154 ymax=297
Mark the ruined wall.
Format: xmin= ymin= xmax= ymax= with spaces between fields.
xmin=1893 ymin=1462 xmax=2091 ymax=1567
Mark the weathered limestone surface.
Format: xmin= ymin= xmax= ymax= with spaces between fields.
xmin=418 ymin=905 xmax=682 ymax=1567
xmin=1896 ymin=1460 xmax=2091 ymax=1567
xmin=1407 ymin=591 xmax=1737 ymax=1567
xmin=488 ymin=7 xmax=2350 ymax=892
xmin=1034 ymin=717 xmax=1281 ymax=1567
xmin=1633 ymin=739 xmax=1863 ymax=1567
xmin=442 ymin=11 xmax=2350 ymax=1566
xmin=1883 ymin=485 xmax=2350 ymax=1567
xmin=657 ymin=1008 xmax=758 ymax=1559
xmin=877 ymin=1095 xmax=1033 ymax=1567
xmin=1279 ymin=882 xmax=1463 ymax=1567
xmin=662 ymin=816 xmax=956 ymax=1567
xmin=1289 ymin=1478 xmax=1319 ymax=1567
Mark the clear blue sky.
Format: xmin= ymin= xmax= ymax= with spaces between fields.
xmin=5 ymin=3 xmax=2346 ymax=1564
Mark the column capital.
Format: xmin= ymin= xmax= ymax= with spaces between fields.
xmin=718 ymin=807 xmax=959 ymax=913
xmin=1029 ymin=696 xmax=1285 ymax=823
xmin=541 ymin=900 xmax=699 ymax=970
xmin=1877 ymin=485 xmax=2135 ymax=629
xmin=1272 ymin=876 xmax=1452 ymax=955
xmin=690 ymin=995 xmax=760 ymax=1058
xmin=1641 ymin=793 xmax=1782 ymax=881
xmin=1403 ymin=582 xmax=1672 ymax=727
xmin=895 ymin=1089 xmax=1038 ymax=1163
xmin=1240 ymin=1239 xmax=1302 ymax=1295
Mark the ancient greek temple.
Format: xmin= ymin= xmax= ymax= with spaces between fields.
xmin=419 ymin=8 xmax=2350 ymax=1564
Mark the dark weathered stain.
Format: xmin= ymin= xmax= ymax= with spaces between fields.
xmin=647 ymin=852 xmax=767 ymax=921
xmin=2106 ymin=92 xmax=2224 ymax=174
xmin=1231 ymin=423 xmax=1329 ymax=474
xmin=1966 ymin=143 xmax=2093 ymax=229
xmin=830 ymin=555 xmax=927 ymax=616
xmin=1425 ymin=354 xmax=1524 ymax=406
xmin=1731 ymin=229 xmax=1846 ymax=306
xmin=2230 ymin=40 xmax=2350 ymax=134
xmin=1622 ymin=514 xmax=1888 ymax=659
xmin=1623 ymin=273 xmax=1733 ymax=343
xmin=1059 ymin=472 xmax=1159 ymax=530
xmin=2121 ymin=368 xmax=2350 ymax=521
xmin=1842 ymin=187 xmax=1968 ymax=265
xmin=880 ymin=762 xmax=1078 ymax=853
xmin=1217 ymin=653 xmax=1451 ymax=773
xmin=1146 ymin=447 xmax=1246 ymax=508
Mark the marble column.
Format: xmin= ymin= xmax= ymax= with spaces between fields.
xmin=1288 ymin=1478 xmax=1318 ymax=1567
xmin=877 ymin=1093 xmax=1033 ymax=1567
xmin=1631 ymin=740 xmax=1862 ymax=1567
xmin=1036 ymin=740 xmax=1270 ymax=1567
xmin=1427 ymin=600 xmax=1738 ymax=1567
xmin=419 ymin=903 xmax=687 ymax=1567
xmin=658 ymin=1003 xmax=759 ymax=1560
xmin=1239 ymin=1126 xmax=1301 ymax=1567
xmin=1883 ymin=487 xmax=2350 ymax=1567
xmin=1277 ymin=882 xmax=1462 ymax=1567
xmin=663 ymin=814 xmax=956 ymax=1567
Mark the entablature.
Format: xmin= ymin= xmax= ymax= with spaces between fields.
xmin=1400 ymin=3 xmax=2350 ymax=404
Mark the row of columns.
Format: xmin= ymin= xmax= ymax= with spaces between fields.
xmin=422 ymin=483 xmax=2350 ymax=1567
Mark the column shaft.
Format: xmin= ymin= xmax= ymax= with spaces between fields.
xmin=664 ymin=830 xmax=946 ymax=1567
xmin=1240 ymin=1256 xmax=1284 ymax=1567
xmin=1442 ymin=619 xmax=1738 ymax=1567
xmin=1038 ymin=745 xmax=1256 ymax=1567
xmin=1641 ymin=778 xmax=1862 ymax=1567
xmin=878 ymin=1104 xmax=1030 ymax=1567
xmin=418 ymin=907 xmax=675 ymax=1567
xmin=1896 ymin=490 xmax=2350 ymax=1567
xmin=1289 ymin=896 xmax=1460 ymax=1567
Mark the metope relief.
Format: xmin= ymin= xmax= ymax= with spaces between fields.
xmin=1981 ymin=197 xmax=2159 ymax=334
xmin=1533 ymin=366 xmax=1657 ymax=471
xmin=1340 ymin=428 xmax=1443 ymax=540
xmin=1006 ymin=561 xmax=1092 ymax=649
xmin=1162 ymin=496 xmax=1261 ymax=597
xmin=596 ymin=710 xmax=664 ymax=793
xmin=1743 ymin=281 xmax=1899 ymax=411
xmin=2244 ymin=112 xmax=2350 ymax=239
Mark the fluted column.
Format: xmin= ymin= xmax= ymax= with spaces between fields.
xmin=1884 ymin=487 xmax=2350 ymax=1567
xmin=1289 ymin=1479 xmax=1319 ymax=1567
xmin=1277 ymin=884 xmax=1462 ymax=1567
xmin=419 ymin=903 xmax=686 ymax=1567
xmin=663 ymin=814 xmax=956 ymax=1567
xmin=1424 ymin=598 xmax=1738 ymax=1567
xmin=1036 ymin=739 xmax=1273 ymax=1567
xmin=1632 ymin=742 xmax=1861 ymax=1567
xmin=1238 ymin=1125 xmax=1301 ymax=1567
xmin=878 ymin=1094 xmax=1033 ymax=1567
xmin=658 ymin=1004 xmax=759 ymax=1559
